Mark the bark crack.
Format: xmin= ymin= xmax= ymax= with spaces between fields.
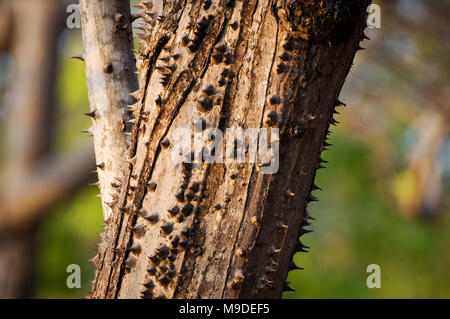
xmin=220 ymin=0 xmax=263 ymax=298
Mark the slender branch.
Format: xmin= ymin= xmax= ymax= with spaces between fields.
xmin=0 ymin=144 xmax=95 ymax=235
xmin=79 ymin=0 xmax=138 ymax=221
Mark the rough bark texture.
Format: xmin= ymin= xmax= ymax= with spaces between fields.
xmin=88 ymin=0 xmax=370 ymax=299
xmin=79 ymin=0 xmax=138 ymax=220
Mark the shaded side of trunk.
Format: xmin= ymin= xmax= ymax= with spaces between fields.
xmin=89 ymin=0 xmax=370 ymax=299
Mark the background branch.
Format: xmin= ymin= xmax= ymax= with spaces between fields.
xmin=79 ymin=0 xmax=138 ymax=221
xmin=0 ymin=144 xmax=95 ymax=235
xmin=0 ymin=0 xmax=93 ymax=297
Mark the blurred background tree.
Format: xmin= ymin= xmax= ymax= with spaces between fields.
xmin=0 ymin=0 xmax=94 ymax=298
xmin=0 ymin=0 xmax=448 ymax=298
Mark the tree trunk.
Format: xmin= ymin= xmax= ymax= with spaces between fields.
xmin=85 ymin=0 xmax=370 ymax=299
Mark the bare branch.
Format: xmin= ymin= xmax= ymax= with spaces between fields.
xmin=0 ymin=144 xmax=95 ymax=235
xmin=79 ymin=0 xmax=138 ymax=221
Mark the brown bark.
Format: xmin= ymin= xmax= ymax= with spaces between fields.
xmin=87 ymin=0 xmax=370 ymax=299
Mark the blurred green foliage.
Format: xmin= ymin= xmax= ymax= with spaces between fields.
xmin=34 ymin=186 xmax=103 ymax=298
xmin=284 ymin=124 xmax=450 ymax=298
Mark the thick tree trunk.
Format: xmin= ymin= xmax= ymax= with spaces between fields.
xmin=86 ymin=0 xmax=370 ymax=299
xmin=79 ymin=0 xmax=138 ymax=221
